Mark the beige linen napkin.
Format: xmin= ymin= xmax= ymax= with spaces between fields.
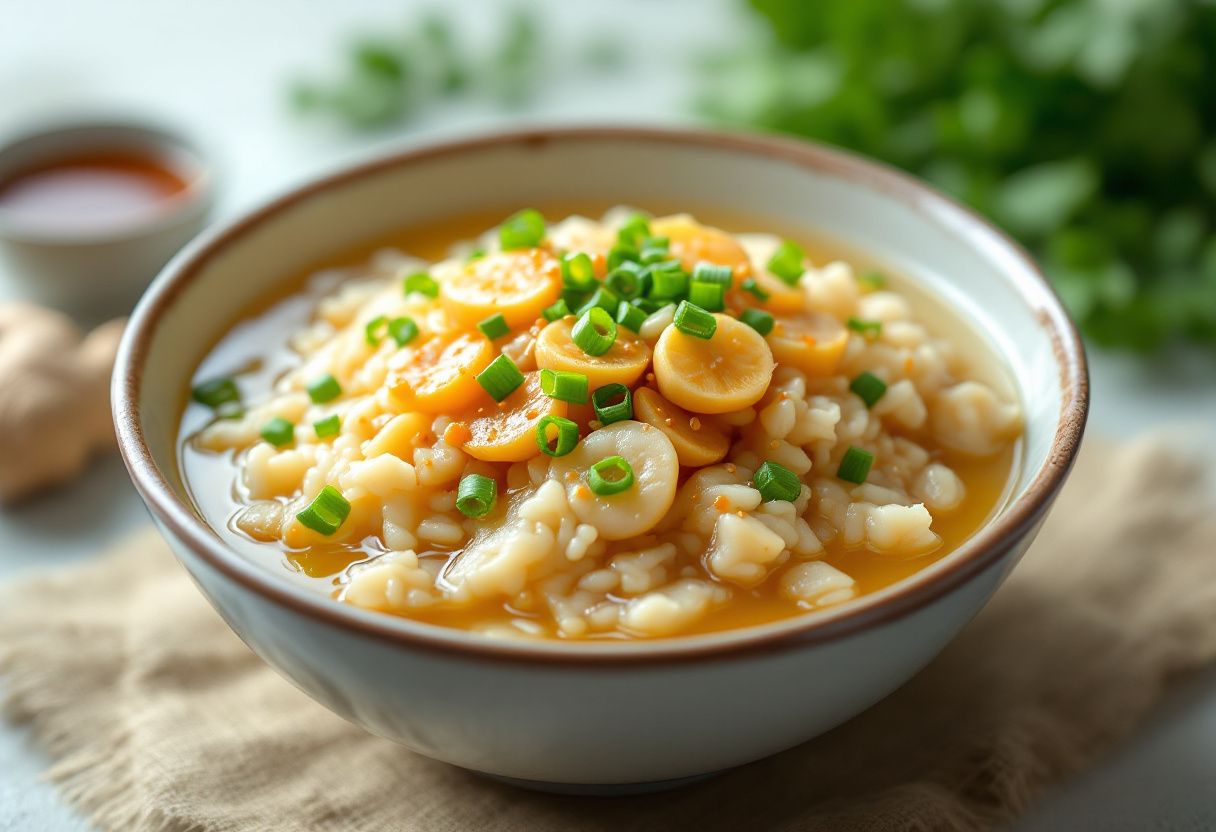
xmin=3 ymin=437 xmax=1216 ymax=832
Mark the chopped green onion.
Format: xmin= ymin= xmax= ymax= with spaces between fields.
xmin=571 ymin=307 xmax=617 ymax=356
xmin=539 ymin=368 xmax=589 ymax=404
xmin=477 ymin=313 xmax=510 ymax=340
xmin=307 ymin=374 xmax=342 ymax=404
xmin=588 ymin=455 xmax=635 ymax=495
xmin=630 ymin=296 xmax=664 ymax=314
xmin=296 ymin=485 xmax=351 ymax=535
xmin=617 ymin=213 xmax=650 ymax=247
xmin=191 ymin=377 xmax=240 ymax=409
xmin=388 ymin=317 xmax=419 ymax=346
xmin=739 ymin=307 xmax=775 ymax=336
xmin=592 ymin=383 xmax=633 ymax=425
xmin=260 ymin=417 xmax=294 ymax=448
xmin=767 ymin=240 xmax=806 ymax=285
xmin=561 ymin=286 xmax=591 ymax=311
xmin=647 ymin=262 xmax=688 ymax=299
xmin=466 ymin=247 xmax=486 ymax=262
xmin=688 ymin=280 xmax=726 ymax=312
xmin=616 ymin=301 xmax=647 ymax=333
xmin=476 ymin=354 xmax=525 ymax=402
xmin=456 ymin=473 xmax=497 ymax=518
xmin=313 ymin=414 xmax=341 ymax=439
xmin=692 ymin=262 xmax=733 ymax=286
xmin=542 ymin=298 xmax=571 ymax=321
xmin=605 ymin=262 xmax=645 ymax=299
xmin=403 ymin=271 xmax=439 ymax=298
xmin=850 ymin=371 xmax=888 ymax=408
xmin=847 ymin=317 xmax=883 ymax=339
xmin=499 ymin=208 xmax=546 ymax=250
xmin=741 ymin=277 xmax=770 ymax=301
xmin=858 ymin=270 xmax=887 ymax=291
xmin=560 ymin=252 xmax=596 ymax=290
xmin=576 ymin=286 xmax=621 ymax=316
xmin=641 ymin=235 xmax=669 ymax=250
xmin=837 ymin=446 xmax=875 ymax=484
xmin=364 ymin=315 xmax=388 ymax=346
xmin=642 ymin=247 xmax=670 ymax=264
xmin=607 ymin=243 xmax=639 ymax=270
xmin=754 ymin=461 xmax=801 ymax=502
xmin=673 ymin=300 xmax=717 ymax=339
xmin=535 ymin=415 xmax=580 ymax=457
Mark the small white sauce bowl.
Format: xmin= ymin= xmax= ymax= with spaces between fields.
xmin=113 ymin=127 xmax=1087 ymax=792
xmin=0 ymin=118 xmax=216 ymax=320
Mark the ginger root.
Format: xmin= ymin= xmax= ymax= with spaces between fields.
xmin=0 ymin=302 xmax=125 ymax=502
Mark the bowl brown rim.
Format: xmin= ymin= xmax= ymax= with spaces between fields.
xmin=113 ymin=125 xmax=1088 ymax=666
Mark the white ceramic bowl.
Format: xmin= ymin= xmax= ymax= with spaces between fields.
xmin=113 ymin=127 xmax=1087 ymax=792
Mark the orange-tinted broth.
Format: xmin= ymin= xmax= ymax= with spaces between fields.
xmin=179 ymin=205 xmax=1021 ymax=639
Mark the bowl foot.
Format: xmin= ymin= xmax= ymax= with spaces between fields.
xmin=479 ymin=769 xmax=725 ymax=796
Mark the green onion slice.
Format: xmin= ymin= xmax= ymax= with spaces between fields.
xmin=296 ymin=485 xmax=351 ymax=535
xmin=692 ymin=262 xmax=733 ymax=286
xmin=617 ymin=213 xmax=650 ymax=247
xmin=607 ymin=243 xmax=639 ymax=270
xmin=754 ymin=461 xmax=801 ymax=502
xmin=837 ymin=446 xmax=875 ymax=484
xmin=542 ymin=298 xmax=571 ymax=321
xmin=673 ymin=300 xmax=717 ymax=339
xmin=313 ymin=414 xmax=341 ymax=439
xmin=576 ymin=286 xmax=621 ymax=316
xmin=403 ymin=271 xmax=439 ymax=298
xmin=847 ymin=317 xmax=883 ymax=339
xmin=539 ymin=368 xmax=589 ymax=404
xmin=739 ymin=307 xmax=775 ymax=336
xmin=741 ymin=277 xmax=770 ymax=301
xmin=588 ymin=455 xmax=635 ymax=496
xmin=571 ymin=307 xmax=617 ymax=356
xmin=850 ymin=371 xmax=888 ymax=408
xmin=605 ymin=263 xmax=645 ymax=299
xmin=260 ymin=417 xmax=294 ymax=448
xmin=591 ymin=383 xmax=633 ymax=425
xmin=767 ymin=240 xmax=806 ymax=285
xmin=560 ymin=252 xmax=596 ymax=290
xmin=499 ymin=208 xmax=546 ymax=250
xmin=307 ymin=374 xmax=342 ymax=404
xmin=535 ymin=415 xmax=580 ymax=457
xmin=647 ymin=262 xmax=688 ymax=300
xmin=456 ymin=473 xmax=497 ymax=518
xmin=191 ymin=377 xmax=240 ymax=409
xmin=477 ymin=312 xmax=510 ymax=340
xmin=688 ymin=280 xmax=726 ymax=312
xmin=388 ymin=317 xmax=419 ymax=346
xmin=615 ymin=301 xmax=647 ymax=333
xmin=364 ymin=315 xmax=388 ymax=346
xmin=630 ymin=296 xmax=663 ymax=314
xmin=476 ymin=354 xmax=525 ymax=402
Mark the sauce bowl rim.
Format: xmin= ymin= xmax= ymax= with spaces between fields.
xmin=112 ymin=125 xmax=1088 ymax=666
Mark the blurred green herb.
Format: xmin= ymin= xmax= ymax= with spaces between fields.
xmin=290 ymin=7 xmax=544 ymax=130
xmin=699 ymin=0 xmax=1216 ymax=352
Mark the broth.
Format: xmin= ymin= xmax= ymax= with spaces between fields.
xmin=178 ymin=206 xmax=1021 ymax=640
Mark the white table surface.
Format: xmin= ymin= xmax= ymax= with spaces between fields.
xmin=2 ymin=1 xmax=1215 ymax=828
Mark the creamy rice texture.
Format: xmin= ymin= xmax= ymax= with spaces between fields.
xmin=186 ymin=209 xmax=1023 ymax=639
